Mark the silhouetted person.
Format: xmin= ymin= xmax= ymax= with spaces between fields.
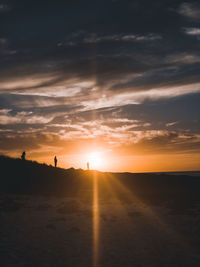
xmin=87 ymin=161 xmax=90 ymax=170
xmin=21 ymin=151 xmax=26 ymax=160
xmin=54 ymin=156 xmax=57 ymax=168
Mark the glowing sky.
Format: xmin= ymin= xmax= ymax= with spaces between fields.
xmin=0 ymin=0 xmax=200 ymax=171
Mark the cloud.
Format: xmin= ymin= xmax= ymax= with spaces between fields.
xmin=0 ymin=4 xmax=10 ymax=13
xmin=0 ymin=93 xmax=200 ymax=161
xmin=183 ymin=27 xmax=200 ymax=37
xmin=178 ymin=2 xmax=200 ymax=20
xmin=166 ymin=121 xmax=178 ymax=127
xmin=62 ymin=32 xmax=162 ymax=47
xmin=113 ymin=131 xmax=200 ymax=155
xmin=1 ymin=50 xmax=200 ymax=105
xmin=0 ymin=132 xmax=109 ymax=156
xmin=82 ymin=33 xmax=162 ymax=44
xmin=1 ymin=129 xmax=199 ymax=157
xmin=0 ymin=38 xmax=16 ymax=55
xmin=166 ymin=53 xmax=200 ymax=64
xmin=0 ymin=111 xmax=52 ymax=125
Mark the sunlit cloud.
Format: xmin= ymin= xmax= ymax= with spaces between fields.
xmin=83 ymin=83 xmax=200 ymax=109
xmin=0 ymin=111 xmax=52 ymax=125
xmin=0 ymin=73 xmax=59 ymax=92
xmin=183 ymin=27 xmax=200 ymax=36
xmin=166 ymin=121 xmax=178 ymax=127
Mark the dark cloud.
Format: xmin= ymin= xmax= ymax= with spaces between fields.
xmin=178 ymin=2 xmax=200 ymax=21
xmin=0 ymin=3 xmax=10 ymax=13
xmin=110 ymin=63 xmax=200 ymax=92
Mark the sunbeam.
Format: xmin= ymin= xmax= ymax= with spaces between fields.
xmin=105 ymin=173 xmax=192 ymax=251
xmin=93 ymin=171 xmax=99 ymax=267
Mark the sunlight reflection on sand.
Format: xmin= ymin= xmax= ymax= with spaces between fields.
xmin=93 ymin=171 xmax=99 ymax=267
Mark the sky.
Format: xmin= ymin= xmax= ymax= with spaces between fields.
xmin=0 ymin=0 xmax=200 ymax=172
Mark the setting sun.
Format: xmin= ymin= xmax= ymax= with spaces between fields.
xmin=86 ymin=152 xmax=103 ymax=170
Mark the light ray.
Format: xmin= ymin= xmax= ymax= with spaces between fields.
xmin=106 ymin=173 xmax=192 ymax=251
xmin=93 ymin=171 xmax=99 ymax=267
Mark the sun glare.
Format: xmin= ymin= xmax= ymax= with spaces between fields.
xmin=87 ymin=152 xmax=102 ymax=170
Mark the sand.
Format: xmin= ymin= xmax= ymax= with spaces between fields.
xmin=0 ymin=193 xmax=200 ymax=267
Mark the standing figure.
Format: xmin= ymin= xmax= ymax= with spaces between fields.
xmin=54 ymin=156 xmax=57 ymax=168
xmin=87 ymin=161 xmax=90 ymax=170
xmin=21 ymin=151 xmax=26 ymax=160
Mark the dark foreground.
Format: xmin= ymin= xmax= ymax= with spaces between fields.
xmin=0 ymin=156 xmax=200 ymax=267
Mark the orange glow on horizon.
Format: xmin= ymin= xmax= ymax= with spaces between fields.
xmin=5 ymin=150 xmax=200 ymax=173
